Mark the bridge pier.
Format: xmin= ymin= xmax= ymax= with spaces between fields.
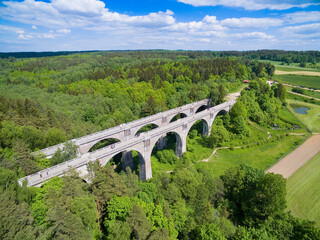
xmin=139 ymin=151 xmax=152 ymax=181
xmin=122 ymin=151 xmax=134 ymax=172
xmin=157 ymin=134 xmax=167 ymax=150
xmin=175 ymin=133 xmax=187 ymax=158
xmin=203 ymin=122 xmax=213 ymax=136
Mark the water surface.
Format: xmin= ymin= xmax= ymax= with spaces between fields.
xmin=290 ymin=104 xmax=310 ymax=114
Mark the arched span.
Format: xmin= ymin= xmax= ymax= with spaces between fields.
xmin=99 ymin=148 xmax=148 ymax=180
xmin=169 ymin=112 xmax=187 ymax=123
xmin=195 ymin=105 xmax=208 ymax=113
xmin=134 ymin=123 xmax=159 ymax=137
xmin=216 ymin=109 xmax=228 ymax=117
xmin=88 ymin=138 xmax=120 ymax=152
xmin=187 ymin=119 xmax=210 ymax=137
xmin=150 ymin=130 xmax=184 ymax=158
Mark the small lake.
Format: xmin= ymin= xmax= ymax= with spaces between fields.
xmin=290 ymin=104 xmax=310 ymax=114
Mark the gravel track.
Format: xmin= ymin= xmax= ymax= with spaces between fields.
xmin=266 ymin=134 xmax=320 ymax=178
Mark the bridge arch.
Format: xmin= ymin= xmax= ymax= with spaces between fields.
xmin=169 ymin=112 xmax=187 ymax=123
xmin=150 ymin=130 xmax=184 ymax=158
xmin=87 ymin=138 xmax=121 ymax=152
xmin=195 ymin=104 xmax=208 ymax=113
xmin=133 ymin=123 xmax=159 ymax=137
xmin=99 ymin=147 xmax=148 ymax=180
xmin=187 ymin=118 xmax=210 ymax=137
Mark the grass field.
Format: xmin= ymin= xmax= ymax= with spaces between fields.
xmin=287 ymin=92 xmax=320 ymax=106
xmin=287 ymin=99 xmax=320 ymax=132
xmin=287 ymin=152 xmax=320 ymax=227
xmin=197 ymin=135 xmax=306 ymax=176
xmin=259 ymin=60 xmax=320 ymax=72
xmin=286 ymin=86 xmax=320 ymax=99
xmin=274 ymin=74 xmax=320 ymax=89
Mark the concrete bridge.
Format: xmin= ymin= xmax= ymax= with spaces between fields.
xmin=19 ymin=98 xmax=237 ymax=187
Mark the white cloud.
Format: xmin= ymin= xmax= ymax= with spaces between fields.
xmin=177 ymin=0 xmax=319 ymax=10
xmin=18 ymin=34 xmax=33 ymax=40
xmin=0 ymin=0 xmax=319 ymax=51
xmin=221 ymin=17 xmax=283 ymax=28
xmin=281 ymin=23 xmax=320 ymax=36
xmin=37 ymin=33 xmax=55 ymax=39
xmin=233 ymin=32 xmax=274 ymax=40
xmin=284 ymin=11 xmax=320 ymax=24
xmin=56 ymin=28 xmax=71 ymax=34
xmin=51 ymin=0 xmax=105 ymax=16
xmin=0 ymin=24 xmax=24 ymax=34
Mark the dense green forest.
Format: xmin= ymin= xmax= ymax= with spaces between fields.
xmin=0 ymin=51 xmax=319 ymax=239
xmin=1 ymin=50 xmax=319 ymax=65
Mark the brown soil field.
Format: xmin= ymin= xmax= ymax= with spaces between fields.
xmin=275 ymin=70 xmax=320 ymax=77
xmin=266 ymin=134 xmax=320 ymax=178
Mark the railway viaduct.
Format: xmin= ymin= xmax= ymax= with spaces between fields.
xmin=19 ymin=98 xmax=237 ymax=187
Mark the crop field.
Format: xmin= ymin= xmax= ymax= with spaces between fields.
xmin=287 ymin=99 xmax=320 ymax=132
xmin=275 ymin=70 xmax=320 ymax=76
xmin=287 ymin=152 xmax=320 ymax=227
xmin=274 ymin=74 xmax=320 ymax=89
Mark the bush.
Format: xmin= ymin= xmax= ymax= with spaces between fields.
xmin=156 ymin=149 xmax=178 ymax=164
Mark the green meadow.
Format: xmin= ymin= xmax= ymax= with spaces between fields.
xmin=287 ymin=99 xmax=320 ymax=132
xmin=274 ymin=74 xmax=320 ymax=89
xmin=287 ymin=152 xmax=320 ymax=227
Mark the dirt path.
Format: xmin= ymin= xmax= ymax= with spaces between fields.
xmin=266 ymin=134 xmax=320 ymax=178
xmin=275 ymin=70 xmax=320 ymax=77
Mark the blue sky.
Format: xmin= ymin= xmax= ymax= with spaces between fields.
xmin=0 ymin=0 xmax=319 ymax=52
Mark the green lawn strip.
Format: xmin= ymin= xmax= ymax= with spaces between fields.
xmin=286 ymin=152 xmax=320 ymax=227
xmin=274 ymin=74 xmax=320 ymax=89
xmin=287 ymin=92 xmax=320 ymax=106
xmin=259 ymin=60 xmax=320 ymax=72
xmin=286 ymin=86 xmax=320 ymax=99
xmin=287 ymin=99 xmax=320 ymax=132
xmin=200 ymin=135 xmax=305 ymax=176
xmin=275 ymin=106 xmax=308 ymax=133
xmin=276 ymin=66 xmax=320 ymax=72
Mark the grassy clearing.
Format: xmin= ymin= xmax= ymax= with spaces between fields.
xmin=259 ymin=60 xmax=320 ymax=72
xmin=286 ymin=86 xmax=320 ymax=99
xmin=275 ymin=106 xmax=307 ymax=132
xmin=287 ymin=99 xmax=320 ymax=132
xmin=287 ymin=152 xmax=320 ymax=227
xmin=287 ymin=92 xmax=320 ymax=106
xmin=274 ymin=74 xmax=320 ymax=89
xmin=196 ymin=135 xmax=305 ymax=176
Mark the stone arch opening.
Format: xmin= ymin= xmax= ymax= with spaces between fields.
xmin=186 ymin=119 xmax=211 ymax=154
xmin=102 ymin=149 xmax=145 ymax=179
xmin=134 ymin=123 xmax=159 ymax=136
xmin=187 ymin=119 xmax=210 ymax=138
xmin=195 ymin=105 xmax=208 ymax=113
xmin=216 ymin=109 xmax=227 ymax=117
xmin=169 ymin=113 xmax=187 ymax=123
xmin=88 ymin=138 xmax=120 ymax=152
xmin=151 ymin=131 xmax=183 ymax=167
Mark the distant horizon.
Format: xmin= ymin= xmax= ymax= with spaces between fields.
xmin=1 ymin=49 xmax=319 ymax=54
xmin=1 ymin=0 xmax=319 ymax=52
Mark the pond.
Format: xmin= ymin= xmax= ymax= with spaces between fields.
xmin=290 ymin=103 xmax=310 ymax=114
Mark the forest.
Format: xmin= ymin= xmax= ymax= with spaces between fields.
xmin=0 ymin=51 xmax=319 ymax=239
